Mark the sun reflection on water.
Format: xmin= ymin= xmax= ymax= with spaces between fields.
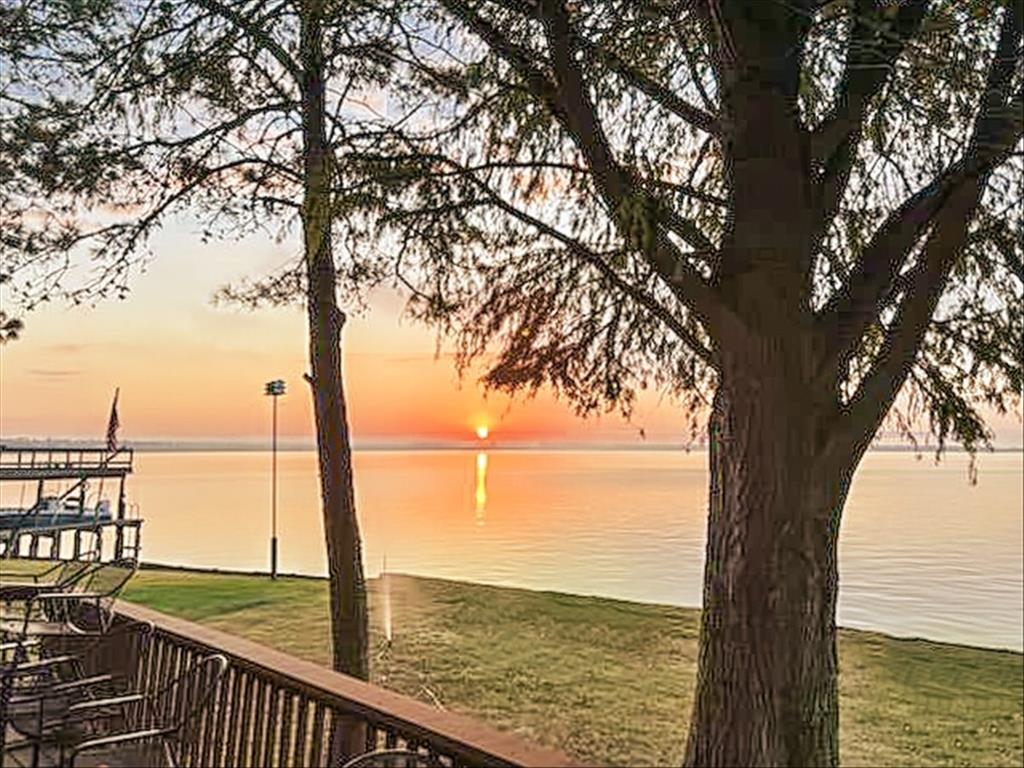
xmin=475 ymin=452 xmax=488 ymax=525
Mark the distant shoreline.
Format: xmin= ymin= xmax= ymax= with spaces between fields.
xmin=2 ymin=439 xmax=1022 ymax=453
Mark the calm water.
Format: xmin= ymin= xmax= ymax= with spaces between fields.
xmin=17 ymin=449 xmax=1023 ymax=650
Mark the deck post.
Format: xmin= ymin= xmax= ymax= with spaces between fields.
xmin=115 ymin=475 xmax=126 ymax=560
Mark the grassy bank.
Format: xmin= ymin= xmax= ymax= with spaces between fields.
xmin=6 ymin=562 xmax=1022 ymax=766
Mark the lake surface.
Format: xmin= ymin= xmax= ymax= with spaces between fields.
xmin=15 ymin=449 xmax=1023 ymax=650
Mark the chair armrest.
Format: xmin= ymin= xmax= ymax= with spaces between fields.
xmin=8 ymin=653 xmax=76 ymax=673
xmin=0 ymin=638 xmax=39 ymax=652
xmin=49 ymin=673 xmax=117 ymax=694
xmin=12 ymin=673 xmax=120 ymax=704
xmin=0 ymin=576 xmax=42 ymax=587
xmin=31 ymin=591 xmax=103 ymax=602
xmin=70 ymin=727 xmax=176 ymax=757
xmin=340 ymin=749 xmax=445 ymax=768
xmin=66 ymin=692 xmax=144 ymax=713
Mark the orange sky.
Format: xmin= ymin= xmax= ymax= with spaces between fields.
xmin=1 ymin=218 xmax=1020 ymax=446
xmin=0 ymin=219 xmax=689 ymax=444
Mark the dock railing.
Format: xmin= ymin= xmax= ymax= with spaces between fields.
xmin=0 ymin=445 xmax=141 ymax=562
xmin=1 ymin=518 xmax=142 ymax=561
xmin=0 ymin=445 xmax=134 ymax=480
xmin=108 ymin=601 xmax=576 ymax=768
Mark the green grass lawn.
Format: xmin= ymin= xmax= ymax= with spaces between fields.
xmin=4 ymin=561 xmax=1022 ymax=766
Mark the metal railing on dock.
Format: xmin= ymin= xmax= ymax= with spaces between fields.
xmin=1 ymin=519 xmax=142 ymax=561
xmin=0 ymin=445 xmax=134 ymax=480
xmin=108 ymin=601 xmax=575 ymax=768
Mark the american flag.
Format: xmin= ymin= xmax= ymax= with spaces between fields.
xmin=106 ymin=388 xmax=120 ymax=452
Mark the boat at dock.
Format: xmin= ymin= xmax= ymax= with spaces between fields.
xmin=0 ymin=444 xmax=142 ymax=561
xmin=0 ymin=497 xmax=113 ymax=530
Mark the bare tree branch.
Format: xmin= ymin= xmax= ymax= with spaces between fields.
xmin=578 ymin=38 xmax=721 ymax=136
xmin=190 ymin=0 xmax=303 ymax=83
xmin=818 ymin=2 xmax=1023 ymax=377
xmin=439 ymin=0 xmax=730 ymax=332
xmin=811 ymin=0 xmax=930 ymax=166
xmin=829 ymin=3 xmax=1024 ymax=452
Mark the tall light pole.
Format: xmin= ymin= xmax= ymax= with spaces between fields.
xmin=264 ymin=379 xmax=286 ymax=579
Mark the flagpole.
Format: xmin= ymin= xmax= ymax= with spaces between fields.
xmin=98 ymin=388 xmax=120 ymax=506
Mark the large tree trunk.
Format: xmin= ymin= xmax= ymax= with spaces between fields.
xmin=684 ymin=348 xmax=856 ymax=767
xmin=299 ymin=0 xmax=369 ymax=683
xmin=679 ymin=8 xmax=858 ymax=762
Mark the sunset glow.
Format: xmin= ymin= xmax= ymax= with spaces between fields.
xmin=1 ymin=224 xmax=1020 ymax=446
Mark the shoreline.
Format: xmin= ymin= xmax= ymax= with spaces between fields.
xmin=136 ymin=560 xmax=1024 ymax=656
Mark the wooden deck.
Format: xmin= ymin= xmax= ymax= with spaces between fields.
xmin=3 ymin=600 xmax=575 ymax=767
xmin=108 ymin=601 xmax=576 ymax=767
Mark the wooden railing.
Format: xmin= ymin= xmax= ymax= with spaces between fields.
xmin=110 ymin=601 xmax=575 ymax=768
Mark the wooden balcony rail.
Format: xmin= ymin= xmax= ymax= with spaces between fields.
xmin=109 ymin=601 xmax=576 ymax=768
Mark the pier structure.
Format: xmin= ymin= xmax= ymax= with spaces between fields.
xmin=0 ymin=445 xmax=142 ymax=562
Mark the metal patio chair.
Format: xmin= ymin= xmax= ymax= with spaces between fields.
xmin=2 ymin=622 xmax=152 ymax=768
xmin=0 ymin=559 xmax=137 ymax=642
xmin=59 ymin=652 xmax=228 ymax=768
xmin=0 ymin=559 xmax=101 ymax=606
xmin=4 ymin=651 xmax=225 ymax=768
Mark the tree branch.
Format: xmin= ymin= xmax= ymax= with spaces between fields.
xmin=811 ymin=0 xmax=929 ymax=167
xmin=809 ymin=0 xmax=930 ymax=250
xmin=190 ymin=0 xmax=303 ymax=84
xmin=535 ymin=0 xmax=726 ymax=326
xmin=471 ymin=175 xmax=718 ymax=368
xmin=439 ymin=0 xmax=730 ymax=333
xmin=831 ymin=173 xmax=986 ymax=455
xmin=818 ymin=2 xmax=1023 ymax=377
xmin=578 ymin=38 xmax=721 ymax=136
xmin=828 ymin=3 xmax=1024 ymax=452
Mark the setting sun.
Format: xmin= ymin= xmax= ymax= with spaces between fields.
xmin=476 ymin=425 xmax=489 ymax=440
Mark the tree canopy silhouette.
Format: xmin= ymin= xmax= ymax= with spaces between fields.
xmin=1 ymin=6 xmax=396 ymax=755
xmin=340 ymin=0 xmax=1023 ymax=764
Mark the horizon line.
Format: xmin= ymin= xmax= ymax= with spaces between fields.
xmin=1 ymin=436 xmax=1021 ymax=453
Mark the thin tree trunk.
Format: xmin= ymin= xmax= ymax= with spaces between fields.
xmin=299 ymin=1 xmax=369 ymax=756
xmin=684 ymin=356 xmax=855 ymax=766
xmin=300 ymin=0 xmax=369 ymax=687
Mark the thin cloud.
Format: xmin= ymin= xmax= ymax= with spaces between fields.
xmin=27 ymin=369 xmax=81 ymax=378
xmin=348 ymin=352 xmax=456 ymax=364
xmin=44 ymin=343 xmax=86 ymax=355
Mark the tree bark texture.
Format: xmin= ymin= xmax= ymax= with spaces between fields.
xmin=683 ymin=360 xmax=856 ymax=768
